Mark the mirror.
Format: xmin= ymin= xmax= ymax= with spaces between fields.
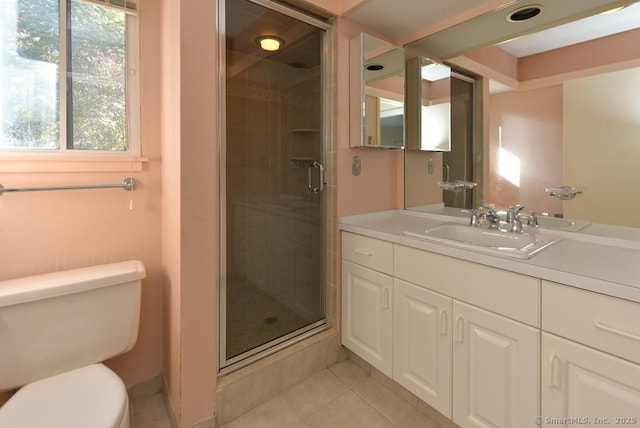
xmin=350 ymin=33 xmax=404 ymax=148
xmin=405 ymin=56 xmax=451 ymax=152
xmin=403 ymin=0 xmax=640 ymax=229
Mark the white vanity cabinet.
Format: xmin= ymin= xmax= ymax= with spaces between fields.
xmin=393 ymin=278 xmax=452 ymax=417
xmin=341 ymin=232 xmax=394 ymax=376
xmin=452 ymin=300 xmax=539 ymax=428
xmin=393 ymin=244 xmax=540 ymax=427
xmin=541 ymin=333 xmax=640 ymax=427
xmin=340 ymin=210 xmax=640 ymax=428
xmin=541 ymin=281 xmax=640 ymax=426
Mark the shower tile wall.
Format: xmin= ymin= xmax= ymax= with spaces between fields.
xmin=226 ymin=47 xmax=324 ymax=358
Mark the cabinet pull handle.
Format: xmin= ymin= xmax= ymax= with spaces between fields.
xmin=354 ymin=248 xmax=373 ymax=256
xmin=594 ymin=321 xmax=640 ymax=342
xmin=383 ymin=288 xmax=390 ymax=309
xmin=439 ymin=310 xmax=448 ymax=336
xmin=455 ymin=316 xmax=464 ymax=344
xmin=549 ymin=353 xmax=562 ymax=390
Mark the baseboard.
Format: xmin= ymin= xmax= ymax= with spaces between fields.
xmin=161 ymin=377 xmax=179 ymax=428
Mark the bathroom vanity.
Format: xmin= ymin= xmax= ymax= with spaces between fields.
xmin=340 ymin=210 xmax=640 ymax=428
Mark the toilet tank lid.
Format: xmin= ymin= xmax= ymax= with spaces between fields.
xmin=0 ymin=260 xmax=146 ymax=307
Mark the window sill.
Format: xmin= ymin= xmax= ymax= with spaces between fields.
xmin=0 ymin=156 xmax=149 ymax=173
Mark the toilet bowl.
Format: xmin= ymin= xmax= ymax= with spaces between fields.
xmin=0 ymin=365 xmax=129 ymax=428
xmin=0 ymin=261 xmax=145 ymax=428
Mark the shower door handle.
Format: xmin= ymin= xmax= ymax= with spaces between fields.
xmin=443 ymin=163 xmax=451 ymax=182
xmin=308 ymin=161 xmax=325 ymax=193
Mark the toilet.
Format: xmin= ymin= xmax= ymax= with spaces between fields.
xmin=0 ymin=260 xmax=146 ymax=428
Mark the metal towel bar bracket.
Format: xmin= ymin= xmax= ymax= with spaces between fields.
xmin=0 ymin=177 xmax=135 ymax=196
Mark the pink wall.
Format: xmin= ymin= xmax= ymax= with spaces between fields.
xmin=0 ymin=0 xmax=164 ymax=403
xmin=519 ymin=28 xmax=640 ymax=82
xmin=488 ymin=86 xmax=563 ymax=215
xmin=159 ymin=0 xmax=182 ymax=423
xmin=456 ymin=28 xmax=640 ymax=90
xmin=179 ymin=1 xmax=218 ymax=425
xmin=465 ymin=45 xmax=518 ymax=82
xmin=160 ymin=0 xmax=218 ymax=426
xmin=336 ymin=17 xmax=404 ymax=217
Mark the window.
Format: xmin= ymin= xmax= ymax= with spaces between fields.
xmin=0 ymin=0 xmax=139 ymax=155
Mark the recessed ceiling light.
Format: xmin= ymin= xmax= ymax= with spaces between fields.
xmin=256 ymin=35 xmax=284 ymax=51
xmin=507 ymin=5 xmax=543 ymax=22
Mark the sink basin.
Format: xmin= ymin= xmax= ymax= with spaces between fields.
xmin=403 ymin=222 xmax=560 ymax=259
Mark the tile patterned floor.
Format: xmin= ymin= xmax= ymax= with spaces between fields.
xmin=131 ymin=359 xmax=451 ymax=428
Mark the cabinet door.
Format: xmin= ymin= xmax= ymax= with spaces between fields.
xmin=393 ymin=279 xmax=452 ymax=417
xmin=453 ymin=301 xmax=539 ymax=428
xmin=542 ymin=333 xmax=640 ymax=428
xmin=342 ymin=260 xmax=393 ymax=376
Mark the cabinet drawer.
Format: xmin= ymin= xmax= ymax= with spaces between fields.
xmin=542 ymin=281 xmax=640 ymax=364
xmin=342 ymin=232 xmax=393 ymax=275
xmin=394 ymin=244 xmax=540 ymax=326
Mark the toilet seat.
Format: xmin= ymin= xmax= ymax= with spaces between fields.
xmin=0 ymin=364 xmax=129 ymax=428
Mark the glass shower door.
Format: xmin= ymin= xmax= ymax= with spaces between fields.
xmin=443 ymin=74 xmax=476 ymax=209
xmin=221 ymin=0 xmax=327 ymax=369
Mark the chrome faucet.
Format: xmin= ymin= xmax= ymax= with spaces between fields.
xmin=506 ymin=204 xmax=525 ymax=223
xmin=507 ymin=204 xmax=526 ymax=233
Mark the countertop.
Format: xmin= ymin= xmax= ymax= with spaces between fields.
xmin=340 ymin=210 xmax=640 ymax=304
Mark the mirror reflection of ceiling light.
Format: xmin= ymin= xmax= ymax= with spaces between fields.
xmin=256 ymin=35 xmax=284 ymax=51
xmin=421 ymin=63 xmax=450 ymax=81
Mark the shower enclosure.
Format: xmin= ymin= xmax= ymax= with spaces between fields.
xmin=219 ymin=0 xmax=329 ymax=370
xmin=443 ymin=72 xmax=479 ymax=209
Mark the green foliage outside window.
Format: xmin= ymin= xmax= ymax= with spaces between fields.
xmin=2 ymin=0 xmax=129 ymax=151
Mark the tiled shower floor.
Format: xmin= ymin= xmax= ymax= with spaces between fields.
xmin=130 ymin=360 xmax=454 ymax=428
xmin=226 ymin=280 xmax=311 ymax=358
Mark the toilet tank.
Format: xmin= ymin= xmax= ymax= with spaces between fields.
xmin=0 ymin=260 xmax=145 ymax=392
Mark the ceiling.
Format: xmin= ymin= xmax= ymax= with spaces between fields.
xmin=500 ymin=1 xmax=640 ymax=57
xmin=344 ymin=0 xmax=640 ymax=58
xmin=226 ymin=0 xmax=322 ymax=70
xmin=343 ymin=0 xmax=491 ymax=41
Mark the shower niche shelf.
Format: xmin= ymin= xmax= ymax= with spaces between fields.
xmin=290 ymin=157 xmax=318 ymax=167
xmin=291 ymin=128 xmax=320 ymax=134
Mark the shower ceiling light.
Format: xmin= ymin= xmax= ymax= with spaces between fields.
xmin=256 ymin=35 xmax=284 ymax=51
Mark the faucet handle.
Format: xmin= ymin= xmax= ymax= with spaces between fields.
xmin=463 ymin=210 xmax=481 ymax=226
xmin=527 ymin=212 xmax=539 ymax=227
xmin=510 ymin=216 xmax=524 ymax=234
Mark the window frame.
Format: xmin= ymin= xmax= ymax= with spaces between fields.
xmin=0 ymin=0 xmax=141 ymax=159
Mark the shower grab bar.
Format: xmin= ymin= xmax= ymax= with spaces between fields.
xmin=0 ymin=177 xmax=135 ymax=196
